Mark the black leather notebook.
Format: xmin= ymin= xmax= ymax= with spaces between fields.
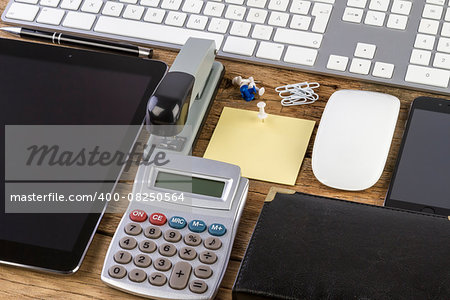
xmin=233 ymin=190 xmax=450 ymax=300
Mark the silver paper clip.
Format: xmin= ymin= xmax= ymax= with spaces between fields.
xmin=276 ymin=82 xmax=320 ymax=106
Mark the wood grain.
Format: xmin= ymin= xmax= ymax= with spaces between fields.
xmin=0 ymin=4 xmax=447 ymax=299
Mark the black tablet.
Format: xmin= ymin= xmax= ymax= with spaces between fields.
xmin=0 ymin=38 xmax=167 ymax=273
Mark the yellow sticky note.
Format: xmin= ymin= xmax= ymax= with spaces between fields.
xmin=204 ymin=107 xmax=315 ymax=185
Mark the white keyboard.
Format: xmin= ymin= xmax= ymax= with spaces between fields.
xmin=2 ymin=0 xmax=450 ymax=95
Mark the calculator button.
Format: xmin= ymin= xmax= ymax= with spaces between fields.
xmin=139 ymin=240 xmax=157 ymax=253
xmin=119 ymin=237 xmax=137 ymax=250
xmin=159 ymin=243 xmax=177 ymax=257
xmin=164 ymin=229 xmax=182 ymax=242
xmin=169 ymin=261 xmax=192 ymax=290
xmin=124 ymin=223 xmax=142 ymax=236
xmin=179 ymin=246 xmax=197 ymax=260
xmin=128 ymin=268 xmax=147 ymax=282
xmin=189 ymin=280 xmax=208 ymax=294
xmin=199 ymin=251 xmax=217 ymax=264
xmin=188 ymin=220 xmax=207 ymax=233
xmin=208 ymin=223 xmax=227 ymax=236
xmin=114 ymin=250 xmax=132 ymax=264
xmin=149 ymin=212 xmax=167 ymax=226
xmin=194 ymin=265 xmax=213 ymax=279
xmin=184 ymin=233 xmax=202 ymax=246
xmin=149 ymin=272 xmax=167 ymax=286
xmin=154 ymin=257 xmax=172 ymax=271
xmin=144 ymin=226 xmax=162 ymax=239
xmin=168 ymin=216 xmax=187 ymax=229
xmin=134 ymin=254 xmax=152 ymax=268
xmin=108 ymin=265 xmax=127 ymax=278
xmin=129 ymin=209 xmax=147 ymax=222
xmin=204 ymin=237 xmax=222 ymax=250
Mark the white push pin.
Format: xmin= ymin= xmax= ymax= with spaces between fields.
xmin=257 ymin=101 xmax=268 ymax=123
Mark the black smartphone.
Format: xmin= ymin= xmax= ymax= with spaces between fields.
xmin=384 ymin=96 xmax=450 ymax=217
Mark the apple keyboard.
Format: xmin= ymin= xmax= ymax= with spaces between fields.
xmin=2 ymin=0 xmax=450 ymax=95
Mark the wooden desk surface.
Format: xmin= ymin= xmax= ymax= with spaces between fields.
xmin=0 ymin=5 xmax=446 ymax=298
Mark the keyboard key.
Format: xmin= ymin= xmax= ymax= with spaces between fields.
xmin=120 ymin=0 xmax=137 ymax=4
xmin=60 ymin=0 xmax=82 ymax=10
xmin=437 ymin=37 xmax=450 ymax=53
xmin=102 ymin=1 xmax=124 ymax=16
xmin=119 ymin=236 xmax=137 ymax=250
xmin=189 ymin=280 xmax=208 ymax=294
xmin=204 ymin=237 xmax=222 ymax=250
xmin=108 ymin=265 xmax=127 ymax=279
xmin=369 ymin=0 xmax=389 ymax=11
xmin=199 ymin=251 xmax=218 ymax=264
xmin=203 ymin=2 xmax=225 ymax=17
xmin=5 ymin=3 xmax=39 ymax=21
xmin=274 ymin=28 xmax=323 ymax=48
xmin=186 ymin=14 xmax=208 ymax=29
xmin=165 ymin=11 xmax=187 ymax=26
xmin=123 ymin=5 xmax=145 ymax=20
xmin=405 ymin=65 xmax=450 ymax=87
xmin=161 ymin=0 xmax=182 ymax=10
xmin=225 ymin=5 xmax=246 ymax=20
xmin=141 ymin=0 xmax=159 ymax=6
xmin=208 ymin=223 xmax=227 ymax=236
xmin=225 ymin=0 xmax=244 ymax=4
xmin=154 ymin=257 xmax=172 ymax=271
xmin=169 ymin=261 xmax=192 ymax=290
xmin=268 ymin=11 xmax=289 ymax=27
xmin=128 ymin=268 xmax=147 ymax=283
xmin=139 ymin=239 xmax=157 ymax=253
xmin=311 ymin=2 xmax=332 ymax=33
xmin=446 ymin=8 xmax=450 ymax=21
xmin=327 ymin=54 xmax=349 ymax=71
xmin=40 ymin=0 xmax=60 ymax=7
xmin=149 ymin=272 xmax=167 ymax=286
xmin=349 ymin=58 xmax=371 ymax=75
xmin=247 ymin=0 xmax=267 ymax=8
xmin=391 ymin=0 xmax=412 ymax=15
xmin=16 ymin=0 xmax=39 ymax=4
xmin=442 ymin=23 xmax=450 ymax=37
xmin=144 ymin=226 xmax=162 ymax=238
xmin=80 ymin=0 xmax=102 ymax=13
xmin=342 ymin=7 xmax=363 ymax=23
xmin=247 ymin=8 xmax=268 ymax=23
xmin=414 ymin=34 xmax=436 ymax=50
xmin=372 ymin=62 xmax=395 ymax=78
xmin=252 ymin=24 xmax=273 ymax=40
xmin=418 ymin=18 xmax=440 ymax=35
xmin=37 ymin=8 xmax=65 ymax=25
xmin=230 ymin=21 xmax=252 ymax=36
xmin=194 ymin=265 xmax=213 ymax=279
xmin=387 ymin=14 xmax=408 ymax=30
xmin=410 ymin=49 xmax=431 ymax=65
xmin=347 ymin=0 xmax=367 ymax=8
xmin=426 ymin=0 xmax=445 ymax=5
xmin=124 ymin=223 xmax=142 ymax=235
xmin=290 ymin=15 xmax=312 ymax=30
xmin=134 ymin=254 xmax=152 ymax=267
xmin=290 ymin=0 xmax=311 ymax=15
xmin=63 ymin=11 xmax=96 ymax=30
xmin=256 ymin=41 xmax=284 ymax=60
xmin=114 ymin=250 xmax=132 ymax=264
xmin=182 ymin=0 xmax=202 ymax=13
xmin=268 ymin=0 xmax=290 ymax=11
xmin=364 ymin=10 xmax=385 ymax=26
xmin=284 ymin=45 xmax=318 ymax=66
xmin=422 ymin=4 xmax=443 ymax=20
xmin=223 ymin=36 xmax=256 ymax=56
xmin=354 ymin=42 xmax=376 ymax=59
xmin=208 ymin=18 xmax=230 ymax=33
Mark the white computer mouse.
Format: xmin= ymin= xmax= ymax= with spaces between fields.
xmin=312 ymin=90 xmax=400 ymax=191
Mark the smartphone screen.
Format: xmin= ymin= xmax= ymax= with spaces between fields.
xmin=385 ymin=97 xmax=450 ymax=216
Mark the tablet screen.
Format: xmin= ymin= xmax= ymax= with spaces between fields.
xmin=0 ymin=38 xmax=166 ymax=270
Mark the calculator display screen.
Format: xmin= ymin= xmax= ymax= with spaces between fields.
xmin=155 ymin=172 xmax=225 ymax=198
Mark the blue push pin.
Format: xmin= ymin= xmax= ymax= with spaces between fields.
xmin=232 ymin=76 xmax=265 ymax=102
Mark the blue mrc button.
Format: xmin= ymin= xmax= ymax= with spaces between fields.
xmin=188 ymin=220 xmax=206 ymax=233
xmin=168 ymin=216 xmax=187 ymax=229
xmin=208 ymin=223 xmax=227 ymax=236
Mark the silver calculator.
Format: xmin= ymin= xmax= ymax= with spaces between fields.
xmin=101 ymin=155 xmax=249 ymax=300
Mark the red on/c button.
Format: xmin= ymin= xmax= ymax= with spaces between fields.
xmin=149 ymin=213 xmax=167 ymax=226
xmin=129 ymin=209 xmax=147 ymax=222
